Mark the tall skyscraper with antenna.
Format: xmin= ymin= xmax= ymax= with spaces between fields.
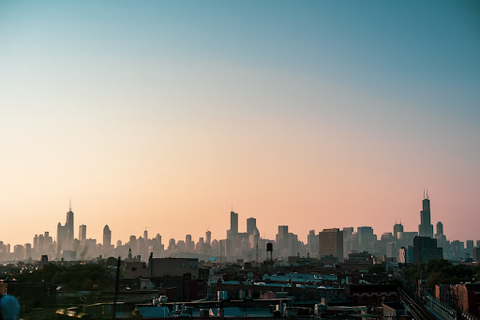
xmin=66 ymin=199 xmax=74 ymax=248
xmin=418 ymin=190 xmax=434 ymax=238
xmin=57 ymin=199 xmax=75 ymax=253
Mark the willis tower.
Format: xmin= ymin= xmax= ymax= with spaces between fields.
xmin=418 ymin=190 xmax=434 ymax=238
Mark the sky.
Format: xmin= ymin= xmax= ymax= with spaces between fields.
xmin=0 ymin=1 xmax=479 ymax=247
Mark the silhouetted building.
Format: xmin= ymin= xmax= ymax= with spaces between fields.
xmin=418 ymin=191 xmax=433 ymax=238
xmin=57 ymin=202 xmax=74 ymax=252
xmin=103 ymin=225 xmax=111 ymax=247
xmin=436 ymin=221 xmax=443 ymax=236
xmin=230 ymin=211 xmax=238 ymax=235
xmin=205 ymin=230 xmax=211 ymax=244
xmin=393 ymin=223 xmax=404 ymax=239
xmin=246 ymin=217 xmax=257 ymax=235
xmin=319 ymin=228 xmax=344 ymax=263
xmin=358 ymin=226 xmax=376 ymax=253
xmin=79 ymin=224 xmax=86 ymax=243
xmin=413 ymin=236 xmax=442 ymax=263
xmin=473 ymin=247 xmax=480 ymax=263
xmin=308 ymin=230 xmax=319 ymax=257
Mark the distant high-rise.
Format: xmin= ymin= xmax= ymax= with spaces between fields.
xmin=247 ymin=217 xmax=257 ymax=235
xmin=418 ymin=191 xmax=434 ymax=238
xmin=66 ymin=200 xmax=74 ymax=248
xmin=205 ymin=230 xmax=211 ymax=244
xmin=413 ymin=236 xmax=442 ymax=263
xmin=436 ymin=221 xmax=443 ymax=236
xmin=318 ymin=228 xmax=344 ymax=263
xmin=357 ymin=226 xmax=376 ymax=252
xmin=103 ymin=225 xmax=111 ymax=247
xmin=393 ymin=223 xmax=404 ymax=239
xmin=230 ymin=211 xmax=238 ymax=234
xmin=79 ymin=225 xmax=87 ymax=243
xmin=308 ymin=230 xmax=319 ymax=256
xmin=56 ymin=201 xmax=74 ymax=253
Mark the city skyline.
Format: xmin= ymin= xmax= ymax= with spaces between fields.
xmin=1 ymin=1 xmax=479 ymax=246
xmin=0 ymin=191 xmax=477 ymax=249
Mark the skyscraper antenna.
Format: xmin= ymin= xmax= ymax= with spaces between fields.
xmin=423 ymin=188 xmax=425 ymax=199
xmin=69 ymin=198 xmax=71 ymax=211
xmin=427 ymin=189 xmax=429 ymax=200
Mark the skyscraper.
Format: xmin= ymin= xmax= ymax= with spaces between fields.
xmin=413 ymin=236 xmax=443 ymax=263
xmin=57 ymin=201 xmax=74 ymax=253
xmin=247 ymin=217 xmax=257 ymax=235
xmin=357 ymin=226 xmax=376 ymax=252
xmin=205 ymin=230 xmax=211 ymax=244
xmin=436 ymin=221 xmax=443 ymax=236
xmin=418 ymin=191 xmax=434 ymax=238
xmin=230 ymin=211 xmax=238 ymax=235
xmin=393 ymin=222 xmax=404 ymax=239
xmin=66 ymin=200 xmax=74 ymax=249
xmin=103 ymin=225 xmax=111 ymax=247
xmin=319 ymin=228 xmax=344 ymax=263
xmin=79 ymin=224 xmax=87 ymax=243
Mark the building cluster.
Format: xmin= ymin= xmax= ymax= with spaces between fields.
xmin=0 ymin=193 xmax=479 ymax=265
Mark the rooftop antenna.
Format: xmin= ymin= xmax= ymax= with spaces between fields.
xmin=427 ymin=189 xmax=429 ymax=200
xmin=423 ymin=188 xmax=426 ymax=199
xmin=69 ymin=198 xmax=72 ymax=211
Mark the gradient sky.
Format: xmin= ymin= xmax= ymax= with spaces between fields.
xmin=1 ymin=1 xmax=479 ymax=247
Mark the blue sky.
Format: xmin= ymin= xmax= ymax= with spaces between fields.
xmin=0 ymin=1 xmax=479 ymax=245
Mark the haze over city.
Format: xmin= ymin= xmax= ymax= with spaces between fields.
xmin=1 ymin=1 xmax=479 ymax=247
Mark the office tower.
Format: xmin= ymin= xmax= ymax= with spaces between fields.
xmin=247 ymin=217 xmax=257 ymax=235
xmin=393 ymin=223 xmax=404 ymax=239
xmin=308 ymin=230 xmax=319 ymax=256
xmin=451 ymin=240 xmax=465 ymax=259
xmin=79 ymin=225 xmax=87 ymax=243
xmin=357 ymin=226 xmax=376 ymax=252
xmin=418 ymin=191 xmax=434 ymax=238
xmin=386 ymin=242 xmax=397 ymax=259
xmin=318 ymin=228 xmax=344 ymax=263
xmin=66 ymin=201 xmax=74 ymax=248
xmin=197 ymin=237 xmax=204 ymax=253
xmin=186 ymin=234 xmax=193 ymax=252
xmin=278 ymin=225 xmax=288 ymax=239
xmin=168 ymin=238 xmax=176 ymax=251
xmin=473 ymin=248 xmax=480 ymax=263
xmin=342 ymin=227 xmax=354 ymax=258
xmin=144 ymin=230 xmax=149 ymax=242
xmin=103 ymin=225 xmax=111 ymax=247
xmin=57 ymin=201 xmax=75 ymax=252
xmin=436 ymin=221 xmax=443 ymax=236
xmin=155 ymin=234 xmax=162 ymax=246
xmin=129 ymin=235 xmax=137 ymax=255
xmin=230 ymin=211 xmax=238 ymax=234
xmin=275 ymin=225 xmax=291 ymax=257
xmin=466 ymin=240 xmax=474 ymax=257
xmin=24 ymin=243 xmax=32 ymax=260
xmin=206 ymin=230 xmax=211 ymax=244
xmin=57 ymin=222 xmax=68 ymax=252
xmin=44 ymin=232 xmax=52 ymax=252
xmin=38 ymin=234 xmax=45 ymax=254
xmin=413 ymin=236 xmax=443 ymax=263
